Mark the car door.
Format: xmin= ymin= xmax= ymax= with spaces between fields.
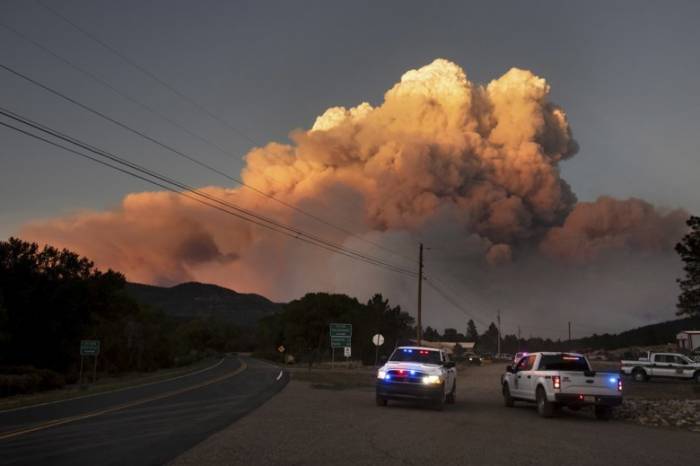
xmin=442 ymin=351 xmax=456 ymax=391
xmin=651 ymin=354 xmax=675 ymax=377
xmin=671 ymin=355 xmax=694 ymax=379
xmin=511 ymin=354 xmax=535 ymax=399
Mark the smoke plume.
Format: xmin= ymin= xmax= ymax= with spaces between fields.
xmin=20 ymin=59 xmax=687 ymax=334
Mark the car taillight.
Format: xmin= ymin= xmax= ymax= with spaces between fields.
xmin=552 ymin=376 xmax=561 ymax=390
xmin=618 ymin=378 xmax=623 ymax=392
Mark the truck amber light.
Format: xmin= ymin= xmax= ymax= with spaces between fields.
xmin=552 ymin=376 xmax=561 ymax=389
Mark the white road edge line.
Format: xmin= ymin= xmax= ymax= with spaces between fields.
xmin=276 ymin=370 xmax=283 ymax=381
xmin=0 ymin=358 xmax=226 ymax=414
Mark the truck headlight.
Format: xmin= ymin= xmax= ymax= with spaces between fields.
xmin=422 ymin=375 xmax=441 ymax=385
xmin=377 ymin=369 xmax=387 ymax=379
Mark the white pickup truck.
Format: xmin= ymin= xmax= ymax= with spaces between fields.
xmin=501 ymin=352 xmax=623 ymax=420
xmin=376 ymin=346 xmax=457 ymax=410
xmin=620 ymin=352 xmax=700 ymax=383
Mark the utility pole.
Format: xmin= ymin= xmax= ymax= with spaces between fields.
xmin=568 ymin=321 xmax=572 ymax=342
xmin=416 ymin=243 xmax=423 ymax=345
xmin=517 ymin=325 xmax=521 ymax=351
xmin=497 ymin=309 xmax=501 ymax=357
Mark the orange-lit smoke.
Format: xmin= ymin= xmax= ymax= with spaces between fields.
xmin=20 ymin=59 xmax=687 ymax=304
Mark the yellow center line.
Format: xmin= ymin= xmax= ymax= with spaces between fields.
xmin=0 ymin=360 xmax=248 ymax=441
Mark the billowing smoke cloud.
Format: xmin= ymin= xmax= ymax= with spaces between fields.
xmin=20 ymin=59 xmax=688 ymax=334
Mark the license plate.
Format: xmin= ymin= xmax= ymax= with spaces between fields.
xmin=584 ymin=396 xmax=595 ymax=403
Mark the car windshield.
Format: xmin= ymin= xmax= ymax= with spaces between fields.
xmin=389 ymin=348 xmax=441 ymax=364
xmin=538 ymin=354 xmax=590 ymax=371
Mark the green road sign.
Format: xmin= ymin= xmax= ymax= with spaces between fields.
xmin=329 ymin=323 xmax=352 ymax=348
xmin=80 ymin=339 xmax=101 ymax=356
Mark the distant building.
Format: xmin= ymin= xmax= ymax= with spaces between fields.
xmin=416 ymin=340 xmax=476 ymax=354
xmin=676 ymin=331 xmax=700 ymax=351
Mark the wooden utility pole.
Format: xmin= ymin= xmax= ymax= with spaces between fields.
xmin=416 ymin=243 xmax=423 ymax=345
xmin=497 ymin=309 xmax=501 ymax=357
xmin=568 ymin=321 xmax=572 ymax=342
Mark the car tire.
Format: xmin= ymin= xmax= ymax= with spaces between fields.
xmin=595 ymin=406 xmax=613 ymax=421
xmin=536 ymin=386 xmax=555 ymax=418
xmin=632 ymin=368 xmax=648 ymax=382
xmin=502 ymin=383 xmax=514 ymax=407
xmin=432 ymin=389 xmax=445 ymax=411
xmin=376 ymin=394 xmax=387 ymax=407
xmin=446 ymin=381 xmax=456 ymax=404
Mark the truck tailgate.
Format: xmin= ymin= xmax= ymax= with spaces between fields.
xmin=559 ymin=372 xmax=621 ymax=396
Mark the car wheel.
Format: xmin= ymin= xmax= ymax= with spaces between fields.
xmin=432 ymin=389 xmax=445 ymax=411
xmin=632 ymin=369 xmax=647 ymax=382
xmin=594 ymin=406 xmax=613 ymax=421
xmin=502 ymin=383 xmax=514 ymax=407
xmin=376 ymin=394 xmax=387 ymax=407
xmin=536 ymin=386 xmax=555 ymax=418
xmin=446 ymin=381 xmax=456 ymax=404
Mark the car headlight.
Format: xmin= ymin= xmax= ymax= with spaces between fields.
xmin=422 ymin=375 xmax=441 ymax=385
xmin=377 ymin=369 xmax=387 ymax=379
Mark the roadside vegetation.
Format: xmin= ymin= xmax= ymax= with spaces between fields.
xmin=0 ymin=238 xmax=246 ymax=396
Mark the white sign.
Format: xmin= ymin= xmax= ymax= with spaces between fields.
xmin=344 ymin=346 xmax=351 ymax=358
xmin=372 ymin=334 xmax=385 ymax=346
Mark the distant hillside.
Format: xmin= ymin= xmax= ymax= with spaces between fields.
xmin=125 ymin=282 xmax=283 ymax=327
xmin=570 ymin=315 xmax=700 ymax=351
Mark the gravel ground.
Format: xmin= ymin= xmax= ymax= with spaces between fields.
xmin=171 ymin=363 xmax=698 ymax=466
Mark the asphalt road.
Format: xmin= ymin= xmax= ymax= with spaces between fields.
xmin=0 ymin=355 xmax=288 ymax=466
xmin=172 ymin=362 xmax=698 ymax=466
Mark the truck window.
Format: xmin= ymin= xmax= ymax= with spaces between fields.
xmin=389 ymin=348 xmax=441 ymax=364
xmin=516 ymin=354 xmax=536 ymax=371
xmin=537 ymin=354 xmax=590 ymax=371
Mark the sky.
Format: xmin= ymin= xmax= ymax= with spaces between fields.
xmin=1 ymin=0 xmax=699 ymax=337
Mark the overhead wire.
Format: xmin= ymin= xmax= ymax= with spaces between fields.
xmin=0 ymin=107 xmax=419 ymax=278
xmin=24 ymin=3 xmax=416 ymax=265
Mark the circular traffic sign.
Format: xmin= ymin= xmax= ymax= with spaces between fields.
xmin=372 ymin=334 xmax=385 ymax=346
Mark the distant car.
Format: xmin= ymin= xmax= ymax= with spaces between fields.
xmin=513 ymin=352 xmax=528 ymax=364
xmin=501 ymin=352 xmax=623 ymax=420
xmin=465 ymin=353 xmax=481 ymax=365
xmin=376 ymin=346 xmax=457 ymax=410
xmin=620 ymin=352 xmax=700 ymax=383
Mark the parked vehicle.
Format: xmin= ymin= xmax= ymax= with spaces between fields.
xmin=501 ymin=352 xmax=623 ymax=420
xmin=376 ymin=346 xmax=457 ymax=410
xmin=465 ymin=352 xmax=482 ymax=365
xmin=513 ymin=352 xmax=528 ymax=364
xmin=620 ymin=352 xmax=700 ymax=382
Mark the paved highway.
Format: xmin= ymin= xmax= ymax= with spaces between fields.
xmin=173 ymin=362 xmax=698 ymax=466
xmin=0 ymin=355 xmax=287 ymax=466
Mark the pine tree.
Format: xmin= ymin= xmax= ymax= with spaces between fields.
xmin=676 ymin=216 xmax=700 ymax=316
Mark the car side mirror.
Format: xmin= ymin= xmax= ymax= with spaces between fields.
xmin=443 ymin=361 xmax=455 ymax=368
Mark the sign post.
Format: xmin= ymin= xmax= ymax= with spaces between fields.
xmin=80 ymin=340 xmax=100 ymax=386
xmin=329 ymin=323 xmax=352 ymax=369
xmin=372 ymin=333 xmax=385 ymax=366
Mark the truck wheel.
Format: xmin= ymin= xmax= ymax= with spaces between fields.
xmin=432 ymin=389 xmax=445 ymax=411
xmin=595 ymin=406 xmax=613 ymax=421
xmin=632 ymin=368 xmax=648 ymax=382
xmin=502 ymin=383 xmax=515 ymax=407
xmin=536 ymin=386 xmax=555 ymax=418
xmin=376 ymin=394 xmax=387 ymax=407
xmin=446 ymin=381 xmax=456 ymax=404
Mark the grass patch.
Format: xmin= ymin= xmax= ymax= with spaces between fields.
xmin=290 ymin=368 xmax=375 ymax=391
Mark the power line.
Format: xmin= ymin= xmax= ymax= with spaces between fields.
xmin=27 ymin=2 xmax=417 ymax=265
xmin=0 ymin=107 xmax=419 ymax=278
xmin=0 ymin=59 xmax=414 ymax=266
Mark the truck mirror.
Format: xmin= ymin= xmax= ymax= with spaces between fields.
xmin=506 ymin=365 xmax=513 ymax=373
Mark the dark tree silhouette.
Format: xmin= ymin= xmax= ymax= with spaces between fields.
xmin=676 ymin=216 xmax=700 ymax=316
